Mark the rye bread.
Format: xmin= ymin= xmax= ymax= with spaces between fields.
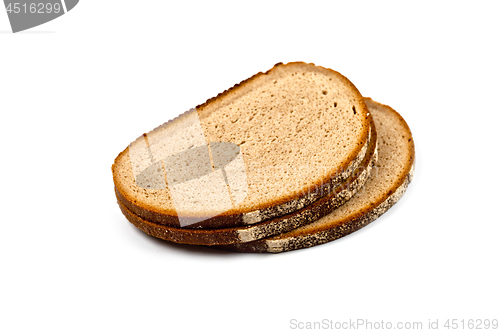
xmin=219 ymin=98 xmax=415 ymax=253
xmin=115 ymin=117 xmax=377 ymax=246
xmin=112 ymin=62 xmax=371 ymax=229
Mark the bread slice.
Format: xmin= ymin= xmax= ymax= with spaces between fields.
xmin=115 ymin=116 xmax=377 ymax=246
xmin=219 ymin=98 xmax=415 ymax=253
xmin=112 ymin=62 xmax=371 ymax=229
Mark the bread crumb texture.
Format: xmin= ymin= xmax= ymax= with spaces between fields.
xmin=112 ymin=62 xmax=370 ymax=221
xmin=293 ymin=99 xmax=413 ymax=234
xmin=219 ymin=98 xmax=415 ymax=252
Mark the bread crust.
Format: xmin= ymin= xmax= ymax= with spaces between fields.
xmin=113 ymin=62 xmax=371 ymax=229
xmin=218 ymin=98 xmax=415 ymax=253
xmin=116 ymin=118 xmax=378 ymax=245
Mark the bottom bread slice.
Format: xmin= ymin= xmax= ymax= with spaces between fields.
xmin=116 ymin=117 xmax=378 ymax=246
xmin=218 ymin=98 xmax=415 ymax=253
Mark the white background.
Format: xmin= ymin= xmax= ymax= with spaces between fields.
xmin=1 ymin=1 xmax=499 ymax=332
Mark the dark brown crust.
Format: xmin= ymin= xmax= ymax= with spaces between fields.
xmin=115 ymin=183 xmax=245 ymax=228
xmin=116 ymin=117 xmax=378 ymax=246
xmin=112 ymin=62 xmax=371 ymax=229
xmin=218 ymin=98 xmax=415 ymax=253
xmin=217 ymin=168 xmax=412 ymax=253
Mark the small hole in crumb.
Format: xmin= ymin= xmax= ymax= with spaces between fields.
xmin=322 ymin=90 xmax=328 ymax=95
xmin=352 ymin=106 xmax=357 ymax=115
xmin=334 ymin=102 xmax=337 ymax=107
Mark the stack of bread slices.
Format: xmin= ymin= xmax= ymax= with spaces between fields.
xmin=112 ymin=62 xmax=415 ymax=253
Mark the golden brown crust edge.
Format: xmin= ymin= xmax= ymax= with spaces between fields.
xmin=112 ymin=62 xmax=371 ymax=228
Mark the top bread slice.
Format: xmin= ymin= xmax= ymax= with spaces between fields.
xmin=112 ymin=62 xmax=371 ymax=229
xmin=219 ymin=98 xmax=415 ymax=253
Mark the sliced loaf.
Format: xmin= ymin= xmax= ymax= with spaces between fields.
xmin=112 ymin=62 xmax=371 ymax=229
xmin=219 ymin=98 xmax=415 ymax=253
